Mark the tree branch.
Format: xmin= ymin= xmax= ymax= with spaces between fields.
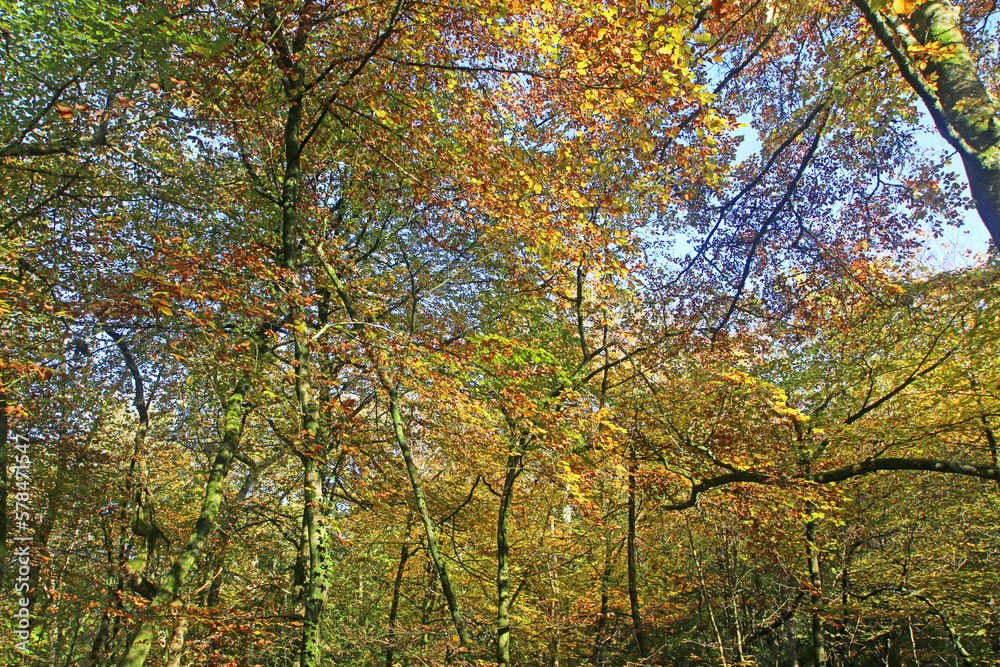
xmin=661 ymin=457 xmax=1000 ymax=511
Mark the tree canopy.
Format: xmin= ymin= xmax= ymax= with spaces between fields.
xmin=2 ymin=1 xmax=999 ymax=666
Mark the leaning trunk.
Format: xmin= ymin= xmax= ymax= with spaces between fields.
xmin=389 ymin=389 xmax=471 ymax=652
xmin=856 ymin=0 xmax=1000 ymax=245
xmin=117 ymin=374 xmax=250 ymax=667
xmin=909 ymin=0 xmax=1000 ymax=245
xmin=323 ymin=222 xmax=472 ymax=654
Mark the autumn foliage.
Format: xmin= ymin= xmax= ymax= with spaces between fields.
xmin=2 ymin=0 xmax=1000 ymax=666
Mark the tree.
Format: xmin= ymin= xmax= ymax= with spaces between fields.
xmin=854 ymin=0 xmax=1000 ymax=247
xmin=3 ymin=1 xmax=1000 ymax=666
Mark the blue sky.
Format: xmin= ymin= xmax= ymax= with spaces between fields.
xmin=731 ymin=108 xmax=993 ymax=273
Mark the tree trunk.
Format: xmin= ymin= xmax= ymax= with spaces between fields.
xmin=589 ymin=539 xmax=615 ymax=666
xmin=85 ymin=605 xmax=113 ymax=667
xmin=806 ymin=517 xmax=826 ymax=667
xmin=292 ymin=518 xmax=310 ymax=619
xmin=106 ymin=327 xmax=162 ymax=601
xmin=270 ymin=22 xmax=332 ymax=663
xmin=325 ymin=250 xmax=473 ymax=656
xmin=386 ymin=518 xmax=414 ymax=667
xmin=164 ymin=606 xmax=188 ymax=667
xmin=86 ymin=521 xmax=126 ymax=667
xmin=28 ymin=430 xmax=69 ymax=619
xmin=908 ymin=1 xmax=1000 ymax=246
xmin=627 ymin=450 xmax=650 ymax=660
xmin=389 ymin=390 xmax=472 ymax=653
xmin=298 ymin=454 xmax=329 ymax=667
xmin=205 ymin=461 xmax=261 ymax=661
xmin=497 ymin=441 xmax=525 ymax=667
xmin=292 ymin=326 xmax=328 ymax=667
xmin=855 ymin=0 xmax=1000 ymax=246
xmin=117 ymin=374 xmax=250 ymax=667
xmin=910 ymin=0 xmax=1000 ymax=246
xmin=419 ymin=557 xmax=436 ymax=651
xmin=784 ymin=599 xmax=800 ymax=667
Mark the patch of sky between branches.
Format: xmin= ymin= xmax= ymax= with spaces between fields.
xmin=732 ymin=110 xmax=992 ymax=272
